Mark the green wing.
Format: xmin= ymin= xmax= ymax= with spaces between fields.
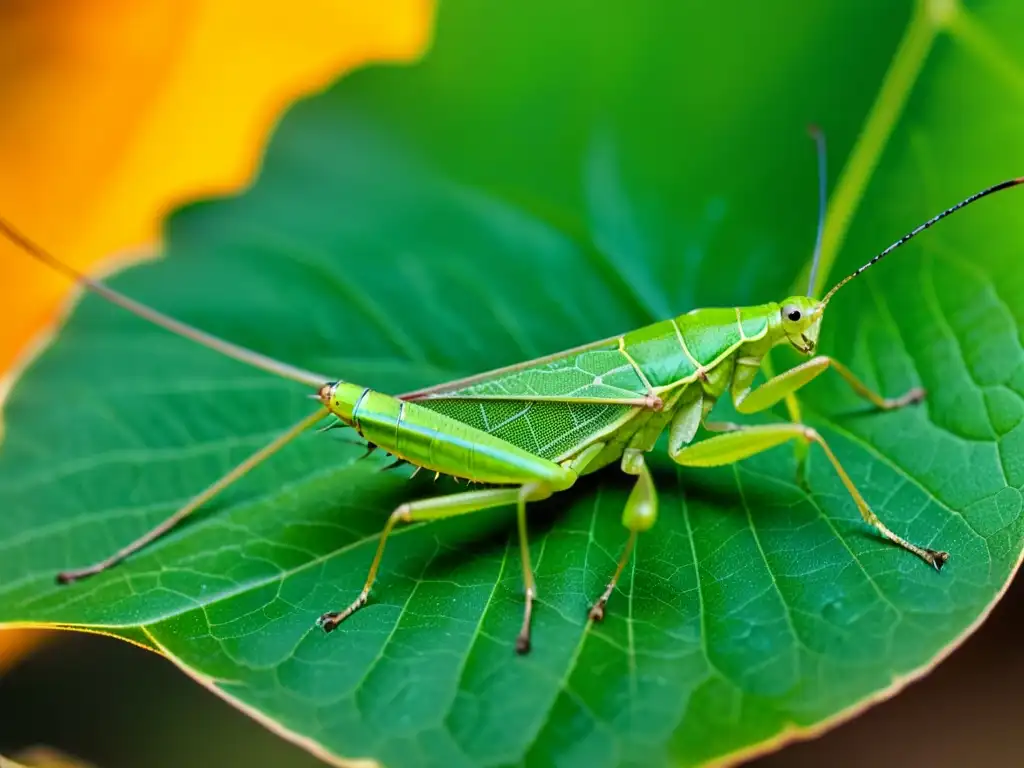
xmin=417 ymin=397 xmax=634 ymax=460
xmin=406 ymin=336 xmax=644 ymax=460
xmin=403 ymin=308 xmax=772 ymax=461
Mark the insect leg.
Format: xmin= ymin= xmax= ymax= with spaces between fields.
xmin=734 ymin=356 xmax=925 ymax=415
xmin=514 ymin=482 xmax=555 ymax=654
xmin=588 ymin=448 xmax=657 ymax=622
xmin=732 ymin=356 xmax=923 ymax=490
xmin=317 ymin=481 xmax=560 ymax=654
xmin=668 ymin=423 xmax=948 ymax=569
xmin=56 ymin=408 xmax=327 ymax=584
xmin=587 ymin=391 xmax=706 ymax=623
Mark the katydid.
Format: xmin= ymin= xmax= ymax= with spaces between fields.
xmin=4 ymin=167 xmax=1022 ymax=656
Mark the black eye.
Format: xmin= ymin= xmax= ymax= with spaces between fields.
xmin=787 ymin=309 xmax=801 ymax=322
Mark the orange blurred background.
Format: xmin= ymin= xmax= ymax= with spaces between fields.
xmin=0 ymin=0 xmax=433 ymax=672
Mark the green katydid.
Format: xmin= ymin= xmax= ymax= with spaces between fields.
xmin=3 ymin=144 xmax=1022 ymax=655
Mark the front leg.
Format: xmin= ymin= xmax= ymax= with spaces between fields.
xmin=668 ymin=422 xmax=947 ymax=570
xmin=732 ymin=355 xmax=925 ymax=489
xmin=733 ymin=355 xmax=925 ymax=415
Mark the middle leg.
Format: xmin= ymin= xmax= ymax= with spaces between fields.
xmin=317 ymin=481 xmax=560 ymax=655
xmin=588 ymin=447 xmax=658 ymax=621
xmin=587 ymin=390 xmax=710 ymax=620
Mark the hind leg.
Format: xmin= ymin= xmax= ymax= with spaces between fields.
xmin=318 ymin=479 xmax=571 ymax=654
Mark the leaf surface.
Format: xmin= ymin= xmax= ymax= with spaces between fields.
xmin=3 ymin=2 xmax=1024 ymax=766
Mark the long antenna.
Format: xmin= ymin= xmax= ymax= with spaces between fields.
xmin=820 ymin=176 xmax=1024 ymax=308
xmin=0 ymin=217 xmax=329 ymax=389
xmin=807 ymin=125 xmax=827 ymax=297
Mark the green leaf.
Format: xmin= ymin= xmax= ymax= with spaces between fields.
xmin=3 ymin=2 xmax=1023 ymax=766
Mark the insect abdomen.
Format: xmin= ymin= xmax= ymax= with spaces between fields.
xmin=347 ymin=389 xmax=574 ymax=489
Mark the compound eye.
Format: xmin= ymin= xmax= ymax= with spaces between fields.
xmin=784 ymin=306 xmax=801 ymax=322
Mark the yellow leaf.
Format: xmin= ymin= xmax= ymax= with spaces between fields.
xmin=0 ymin=0 xmax=434 ymax=670
xmin=0 ymin=0 xmax=433 ymax=373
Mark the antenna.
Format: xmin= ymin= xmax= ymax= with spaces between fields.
xmin=820 ymin=177 xmax=1024 ymax=308
xmin=807 ymin=125 xmax=827 ymax=297
xmin=0 ymin=216 xmax=329 ymax=388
